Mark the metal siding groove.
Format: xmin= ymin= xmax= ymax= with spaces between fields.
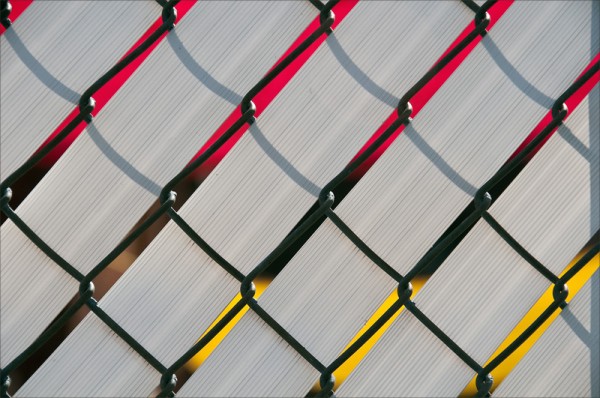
xmin=494 ymin=270 xmax=599 ymax=397
xmin=19 ymin=2 xmax=474 ymax=396
xmin=335 ymin=0 xmax=597 ymax=277
xmin=180 ymin=2 xmax=596 ymax=397
xmin=0 ymin=1 xmax=161 ymax=181
xmin=1 ymin=0 xmax=596 ymax=396
xmin=2 ymin=0 xmax=314 ymax=376
xmin=337 ymin=76 xmax=599 ymax=397
xmin=175 ymin=1 xmax=482 ymax=396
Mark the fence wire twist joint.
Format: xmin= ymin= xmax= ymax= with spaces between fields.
xmin=474 ymin=191 xmax=493 ymax=212
xmin=396 ymin=100 xmax=413 ymax=123
xmin=319 ymin=8 xmax=335 ymax=35
xmin=318 ymin=190 xmax=335 ymax=209
xmin=159 ymin=190 xmax=177 ymax=206
xmin=551 ymin=101 xmax=568 ymax=120
xmin=78 ymin=280 xmax=95 ymax=299
xmin=475 ymin=12 xmax=491 ymax=37
xmin=78 ymin=97 xmax=96 ymax=123
xmin=240 ymin=99 xmax=257 ymax=125
xmin=0 ymin=0 xmax=11 ymax=28
xmin=0 ymin=187 xmax=12 ymax=207
xmin=159 ymin=373 xmax=178 ymax=398
xmin=476 ymin=372 xmax=494 ymax=396
xmin=240 ymin=279 xmax=257 ymax=301
xmin=161 ymin=5 xmax=177 ymax=31
xmin=474 ymin=0 xmax=493 ymax=36
xmin=552 ymin=282 xmax=569 ymax=309
xmin=319 ymin=372 xmax=336 ymax=396
xmin=396 ymin=281 xmax=413 ymax=303
xmin=0 ymin=375 xmax=10 ymax=398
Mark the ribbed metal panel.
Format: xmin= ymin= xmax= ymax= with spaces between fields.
xmin=494 ymin=270 xmax=599 ymax=398
xmin=183 ymin=311 xmax=321 ymax=398
xmin=2 ymin=1 xmax=597 ymax=396
xmin=2 ymin=0 xmax=314 ymax=371
xmin=178 ymin=3 xmax=475 ymax=396
xmin=180 ymin=220 xmax=396 ymax=397
xmin=489 ymin=99 xmax=600 ymax=273
xmin=335 ymin=0 xmax=597 ymax=277
xmin=0 ymin=1 xmax=160 ymax=181
xmin=164 ymin=0 xmax=472 ymax=277
xmin=17 ymin=2 xmax=475 ymax=397
xmin=20 ymin=316 xmax=160 ymax=397
xmin=337 ymin=73 xmax=599 ymax=397
xmin=182 ymin=2 xmax=596 ymax=397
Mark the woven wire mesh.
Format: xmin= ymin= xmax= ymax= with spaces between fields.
xmin=0 ymin=0 xmax=598 ymax=397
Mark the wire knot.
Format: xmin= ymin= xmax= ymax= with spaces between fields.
xmin=240 ymin=279 xmax=256 ymax=301
xmin=397 ymin=101 xmax=413 ymax=122
xmin=240 ymin=99 xmax=257 ymax=125
xmin=397 ymin=280 xmax=413 ymax=304
xmin=161 ymin=6 xmax=177 ymax=31
xmin=78 ymin=280 xmax=95 ymax=299
xmin=476 ymin=372 xmax=493 ymax=396
xmin=318 ymin=372 xmax=335 ymax=397
xmin=551 ymin=102 xmax=568 ymax=121
xmin=474 ymin=191 xmax=492 ymax=212
xmin=78 ymin=97 xmax=96 ymax=123
xmin=159 ymin=190 xmax=177 ymax=206
xmin=552 ymin=282 xmax=569 ymax=309
xmin=0 ymin=373 xmax=11 ymax=398
xmin=158 ymin=373 xmax=177 ymax=397
xmin=0 ymin=0 xmax=12 ymax=28
xmin=0 ymin=187 xmax=12 ymax=207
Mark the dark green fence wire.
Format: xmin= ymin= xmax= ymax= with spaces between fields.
xmin=0 ymin=0 xmax=12 ymax=29
xmin=0 ymin=0 xmax=335 ymax=396
xmin=313 ymin=53 xmax=600 ymax=398
xmin=1 ymin=0 xmax=597 ymax=397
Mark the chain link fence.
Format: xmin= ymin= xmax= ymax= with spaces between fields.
xmin=1 ymin=0 xmax=598 ymax=396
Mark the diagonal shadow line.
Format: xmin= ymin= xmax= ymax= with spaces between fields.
xmin=404 ymin=124 xmax=478 ymax=196
xmin=326 ymin=34 xmax=399 ymax=107
xmin=87 ymin=123 xmax=162 ymax=196
xmin=166 ymin=30 xmax=242 ymax=106
xmin=248 ymin=123 xmax=321 ymax=197
xmin=557 ymin=124 xmax=594 ymax=162
xmin=4 ymin=28 xmax=79 ymax=103
xmin=561 ymin=306 xmax=592 ymax=347
xmin=482 ymin=36 xmax=554 ymax=109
